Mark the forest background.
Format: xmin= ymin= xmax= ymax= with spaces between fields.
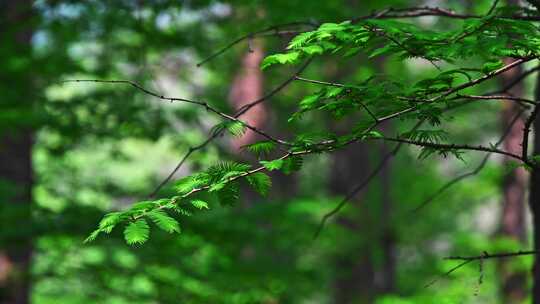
xmin=2 ymin=0 xmax=540 ymax=303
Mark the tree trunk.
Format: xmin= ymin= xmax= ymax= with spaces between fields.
xmin=0 ymin=1 xmax=34 ymax=303
xmin=330 ymin=142 xmax=375 ymax=304
xmin=530 ymin=73 xmax=540 ymax=303
xmin=497 ymin=2 xmax=528 ymax=296
xmin=497 ymin=57 xmax=528 ymax=302
xmin=379 ymin=139 xmax=396 ymax=294
xmin=228 ymin=42 xmax=267 ymax=152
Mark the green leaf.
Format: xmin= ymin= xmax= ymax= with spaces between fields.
xmin=482 ymin=60 xmax=504 ymax=74
xmin=260 ymin=159 xmax=284 ymax=171
xmin=326 ymin=87 xmax=344 ymax=98
xmin=217 ymin=182 xmax=240 ymax=206
xmin=299 ymin=94 xmax=321 ymax=110
xmin=191 ymin=199 xmax=209 ymax=210
xmin=130 ymin=201 xmax=155 ymax=212
xmin=362 ymin=130 xmax=384 ymax=139
xmin=207 ymin=162 xmax=251 ymax=180
xmin=287 ymin=31 xmax=315 ymax=49
xmin=242 ymin=140 xmax=276 ymax=156
xmin=369 ymin=44 xmax=394 ymax=58
xmin=226 ymin=121 xmax=246 ymax=137
xmin=176 ymin=175 xmax=207 ymax=194
xmin=246 ymin=172 xmax=272 ymax=196
xmin=208 ymin=181 xmax=227 ymax=192
xmin=261 ymin=52 xmax=301 ymax=70
xmin=98 ymin=212 xmax=123 ymax=234
xmin=147 ymin=209 xmax=180 ymax=233
xmin=301 ymin=45 xmax=324 ymax=55
xmin=282 ymin=155 xmax=303 ymax=174
xmin=124 ymin=219 xmax=150 ymax=245
xmin=84 ymin=229 xmax=101 ymax=244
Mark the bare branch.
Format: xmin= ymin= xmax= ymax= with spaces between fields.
xmin=494 ymin=65 xmax=540 ymax=94
xmin=454 ymin=94 xmax=537 ymax=107
xmin=363 ymin=24 xmax=442 ymax=70
xmin=446 ymin=250 xmax=538 ymax=261
xmin=294 ymin=76 xmax=345 ymax=87
xmin=235 ymin=59 xmax=312 ymax=116
xmin=196 ymin=22 xmax=317 ymax=67
xmin=313 ymin=143 xmax=399 ymax=239
xmin=488 ymin=0 xmax=500 ymax=15
xmin=412 ymin=109 xmax=525 ymax=212
xmin=313 ymin=119 xmax=426 ymax=239
xmin=62 ymin=79 xmax=291 ymax=147
xmin=353 ymin=6 xmax=540 ymax=22
xmin=380 ymin=136 xmax=525 ymax=162
xmin=63 ymin=59 xmax=312 ymax=197
xmin=424 ymin=250 xmax=537 ymax=289
xmin=523 ymin=104 xmax=540 ymax=160
xmin=424 ymin=260 xmax=473 ymax=288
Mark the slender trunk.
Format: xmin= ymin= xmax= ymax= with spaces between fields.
xmin=379 ymin=138 xmax=395 ymax=293
xmin=228 ymin=42 xmax=267 ymax=152
xmin=330 ymin=142 xmax=375 ymax=304
xmin=530 ymin=73 xmax=540 ymax=303
xmin=0 ymin=2 xmax=34 ymax=303
xmin=497 ymin=57 xmax=528 ymax=302
xmin=498 ymin=0 xmax=527 ymax=295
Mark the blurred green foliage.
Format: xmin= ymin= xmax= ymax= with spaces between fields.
xmin=1 ymin=0 xmax=537 ymax=303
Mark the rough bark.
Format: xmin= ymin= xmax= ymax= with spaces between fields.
xmin=0 ymin=1 xmax=34 ymax=303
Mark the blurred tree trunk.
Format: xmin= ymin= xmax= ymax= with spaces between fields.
xmin=330 ymin=142 xmax=375 ymax=304
xmin=329 ymin=46 xmax=395 ymax=303
xmin=530 ymin=73 xmax=540 ymax=303
xmin=0 ymin=1 xmax=34 ymax=303
xmin=497 ymin=59 xmax=527 ymax=302
xmin=228 ymin=40 xmax=298 ymax=199
xmin=228 ymin=42 xmax=267 ymax=152
xmin=379 ymin=138 xmax=395 ymax=294
xmin=496 ymin=2 xmax=527 ymax=302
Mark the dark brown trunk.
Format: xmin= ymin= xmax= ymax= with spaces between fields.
xmin=530 ymin=74 xmax=540 ymax=303
xmin=330 ymin=142 xmax=375 ymax=303
xmin=0 ymin=134 xmax=33 ymax=304
xmin=497 ymin=54 xmax=528 ymax=301
xmin=379 ymin=140 xmax=395 ymax=293
xmin=0 ymin=1 xmax=34 ymax=303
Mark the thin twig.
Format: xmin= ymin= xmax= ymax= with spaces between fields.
xmin=294 ymin=76 xmax=345 ymax=87
xmin=152 ymin=59 xmax=313 ymax=196
xmin=523 ymin=104 xmax=540 ymax=160
xmin=352 ymin=6 xmax=540 ymax=23
xmin=313 ymin=143 xmax=400 ymax=239
xmin=135 ymin=149 xmax=313 ymax=219
xmin=62 ymin=79 xmax=291 ymax=147
xmin=493 ymin=65 xmax=540 ymax=94
xmin=63 ymin=60 xmax=313 ymax=197
xmin=313 ymin=120 xmax=425 ymax=239
xmin=424 ymin=251 xmax=538 ymax=288
xmin=364 ymin=25 xmax=442 ymax=70
xmin=445 ymin=250 xmax=538 ymax=261
xmin=424 ymin=259 xmax=473 ymax=288
xmin=412 ymin=109 xmax=524 ymax=212
xmin=454 ymin=94 xmax=537 ymax=106
xmin=196 ymin=22 xmax=317 ymax=67
xmin=487 ymin=0 xmax=500 ymax=15
xmin=380 ymin=136 xmax=525 ymax=163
